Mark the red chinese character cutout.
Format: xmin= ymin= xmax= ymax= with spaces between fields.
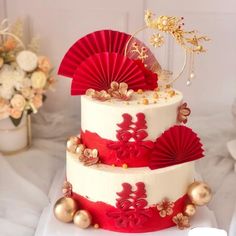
xmin=107 ymin=113 xmax=154 ymax=160
xmin=107 ymin=182 xmax=152 ymax=228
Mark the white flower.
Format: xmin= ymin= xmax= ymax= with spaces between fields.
xmin=0 ymin=65 xmax=26 ymax=99
xmin=10 ymin=94 xmax=26 ymax=111
xmin=31 ymin=71 xmax=47 ymax=89
xmin=16 ymin=50 xmax=38 ymax=72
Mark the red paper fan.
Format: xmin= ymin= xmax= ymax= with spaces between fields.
xmin=149 ymin=125 xmax=204 ymax=170
xmin=71 ymin=52 xmax=148 ymax=95
xmin=58 ymin=29 xmax=161 ymax=78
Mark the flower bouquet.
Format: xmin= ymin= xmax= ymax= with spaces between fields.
xmin=0 ymin=19 xmax=55 ymax=154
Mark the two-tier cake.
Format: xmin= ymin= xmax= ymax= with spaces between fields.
xmin=53 ymin=10 xmax=212 ymax=233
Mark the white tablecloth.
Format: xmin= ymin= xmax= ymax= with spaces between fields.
xmin=0 ymin=110 xmax=235 ymax=236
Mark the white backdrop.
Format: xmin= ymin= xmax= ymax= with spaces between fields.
xmin=1 ymin=0 xmax=236 ymax=116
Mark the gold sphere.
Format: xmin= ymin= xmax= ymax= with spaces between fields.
xmin=184 ymin=204 xmax=196 ymax=217
xmin=53 ymin=197 xmax=78 ymax=223
xmin=73 ymin=210 xmax=92 ymax=229
xmin=187 ymin=181 xmax=212 ymax=206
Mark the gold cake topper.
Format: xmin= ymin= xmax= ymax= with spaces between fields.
xmin=144 ymin=10 xmax=210 ymax=53
xmin=125 ymin=10 xmax=210 ymax=86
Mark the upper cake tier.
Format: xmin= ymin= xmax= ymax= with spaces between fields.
xmin=81 ymin=89 xmax=183 ymax=167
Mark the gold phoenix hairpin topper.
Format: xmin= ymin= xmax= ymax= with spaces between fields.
xmin=125 ymin=10 xmax=210 ymax=86
xmin=145 ymin=10 xmax=210 ymax=53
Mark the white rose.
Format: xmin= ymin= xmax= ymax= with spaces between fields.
xmin=16 ymin=50 xmax=38 ymax=72
xmin=10 ymin=94 xmax=26 ymax=111
xmin=31 ymin=71 xmax=47 ymax=89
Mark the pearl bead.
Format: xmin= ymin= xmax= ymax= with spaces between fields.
xmin=186 ymin=80 xmax=192 ymax=86
xmin=190 ymin=72 xmax=195 ymax=79
xmin=162 ymin=20 xmax=167 ymax=25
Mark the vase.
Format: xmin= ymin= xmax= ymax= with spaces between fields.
xmin=0 ymin=112 xmax=32 ymax=155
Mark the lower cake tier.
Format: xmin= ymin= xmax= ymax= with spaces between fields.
xmin=66 ymin=152 xmax=195 ymax=233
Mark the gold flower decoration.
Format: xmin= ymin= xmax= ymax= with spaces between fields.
xmin=86 ymin=82 xmax=134 ymax=101
xmin=79 ymin=148 xmax=99 ymax=166
xmin=149 ymin=33 xmax=164 ymax=48
xmin=62 ymin=181 xmax=72 ymax=197
xmin=177 ymin=102 xmax=191 ymax=124
xmin=86 ymin=89 xmax=111 ymax=101
xmin=157 ymin=16 xmax=179 ymax=32
xmin=172 ymin=213 xmax=190 ymax=230
xmin=156 ymin=198 xmax=174 ymax=218
xmin=67 ymin=136 xmax=81 ymax=153
xmin=108 ymin=82 xmax=133 ymax=101
xmin=66 ymin=136 xmax=99 ymax=166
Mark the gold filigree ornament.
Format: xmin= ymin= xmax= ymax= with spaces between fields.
xmin=124 ymin=10 xmax=210 ymax=86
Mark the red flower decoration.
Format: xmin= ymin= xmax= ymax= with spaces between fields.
xmin=177 ymin=102 xmax=191 ymax=124
xmin=107 ymin=182 xmax=152 ymax=228
xmin=107 ymin=113 xmax=154 ymax=160
xmin=133 ymin=60 xmax=158 ymax=90
xmin=149 ymin=125 xmax=204 ymax=169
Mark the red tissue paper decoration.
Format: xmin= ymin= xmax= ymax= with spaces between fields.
xmin=107 ymin=113 xmax=154 ymax=161
xmin=81 ymin=130 xmax=153 ymax=167
xmin=149 ymin=125 xmax=204 ymax=170
xmin=58 ymin=29 xmax=160 ymax=78
xmin=134 ymin=59 xmax=158 ymax=90
xmin=72 ymin=191 xmax=188 ymax=233
xmin=71 ymin=52 xmax=149 ymax=95
xmin=107 ymin=182 xmax=152 ymax=228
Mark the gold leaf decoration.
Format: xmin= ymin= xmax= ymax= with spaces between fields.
xmin=130 ymin=42 xmax=148 ymax=62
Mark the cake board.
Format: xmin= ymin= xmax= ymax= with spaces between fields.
xmin=35 ymin=168 xmax=218 ymax=236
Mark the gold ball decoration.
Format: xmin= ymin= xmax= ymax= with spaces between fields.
xmin=94 ymin=223 xmax=100 ymax=229
xmin=53 ymin=197 xmax=78 ymax=223
xmin=73 ymin=210 xmax=92 ymax=229
xmin=184 ymin=204 xmax=196 ymax=217
xmin=187 ymin=181 xmax=212 ymax=206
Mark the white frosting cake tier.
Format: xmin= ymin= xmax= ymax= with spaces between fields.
xmin=66 ymin=151 xmax=194 ymax=206
xmin=81 ymin=89 xmax=183 ymax=141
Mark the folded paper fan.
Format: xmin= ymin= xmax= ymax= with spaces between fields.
xmin=71 ymin=52 xmax=149 ymax=95
xmin=149 ymin=125 xmax=204 ymax=170
xmin=58 ymin=29 xmax=161 ymax=78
